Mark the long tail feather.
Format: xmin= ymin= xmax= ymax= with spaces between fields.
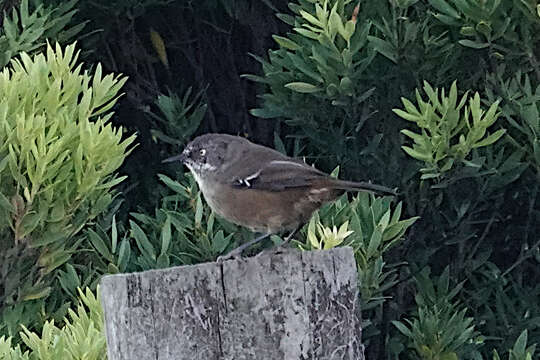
xmin=328 ymin=179 xmax=398 ymax=196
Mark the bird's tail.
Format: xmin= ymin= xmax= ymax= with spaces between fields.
xmin=328 ymin=179 xmax=398 ymax=196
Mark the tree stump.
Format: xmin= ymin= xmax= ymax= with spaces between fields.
xmin=100 ymin=247 xmax=364 ymax=360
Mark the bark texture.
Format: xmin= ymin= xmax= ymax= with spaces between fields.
xmin=100 ymin=247 xmax=364 ymax=360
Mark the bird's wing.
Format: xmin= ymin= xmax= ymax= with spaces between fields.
xmin=230 ymin=159 xmax=326 ymax=191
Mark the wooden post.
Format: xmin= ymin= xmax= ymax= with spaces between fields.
xmin=100 ymin=247 xmax=364 ymax=360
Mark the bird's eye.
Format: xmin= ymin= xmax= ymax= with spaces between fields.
xmin=199 ymin=149 xmax=206 ymax=156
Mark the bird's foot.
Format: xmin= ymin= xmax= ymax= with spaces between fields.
xmin=216 ymin=249 xmax=244 ymax=263
xmin=217 ymin=233 xmax=272 ymax=262
xmin=254 ymin=242 xmax=292 ymax=258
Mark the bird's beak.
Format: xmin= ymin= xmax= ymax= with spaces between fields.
xmin=162 ymin=152 xmax=187 ymax=164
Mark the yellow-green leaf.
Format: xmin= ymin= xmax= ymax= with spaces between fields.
xmin=285 ymin=82 xmax=322 ymax=93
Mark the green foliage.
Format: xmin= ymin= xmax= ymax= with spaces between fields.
xmin=0 ymin=0 xmax=539 ymax=358
xmin=0 ymin=42 xmax=134 ymax=340
xmin=301 ymin=191 xmax=418 ymax=267
xmin=84 ymin=173 xmax=252 ymax=273
xmin=305 ymin=218 xmax=353 ymax=250
xmin=298 ymin=187 xmax=418 ymax=341
xmin=486 ymin=68 xmax=540 ymax=173
xmin=1 ymin=288 xmax=106 ymax=360
xmin=466 ymin=273 xmax=540 ymax=355
xmin=427 ymin=0 xmax=539 ymax=58
xmin=0 ymin=0 xmax=86 ymax=68
xmin=145 ymin=87 xmax=207 ymax=147
xmin=394 ymin=81 xmax=505 ymax=180
xmin=0 ymin=336 xmax=29 ymax=360
xmin=0 ymin=41 xmax=134 ymax=250
xmin=248 ymin=0 xmax=371 ymax=114
xmin=492 ymin=330 xmax=536 ymax=360
xmin=244 ymin=0 xmax=379 ymax=172
xmin=393 ymin=267 xmax=478 ymax=360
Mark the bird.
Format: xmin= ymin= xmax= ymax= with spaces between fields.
xmin=163 ymin=133 xmax=397 ymax=260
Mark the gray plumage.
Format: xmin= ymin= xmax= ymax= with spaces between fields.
xmin=164 ymin=133 xmax=397 ymax=235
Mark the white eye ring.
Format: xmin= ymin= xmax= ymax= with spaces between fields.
xmin=199 ymin=149 xmax=206 ymax=156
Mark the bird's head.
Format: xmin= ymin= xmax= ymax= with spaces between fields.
xmin=163 ymin=134 xmax=240 ymax=176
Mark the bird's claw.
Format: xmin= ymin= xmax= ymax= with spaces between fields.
xmin=216 ymin=250 xmax=244 ymax=263
xmin=254 ymin=243 xmax=289 ymax=258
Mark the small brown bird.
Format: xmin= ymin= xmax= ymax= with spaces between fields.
xmin=164 ymin=134 xmax=396 ymax=259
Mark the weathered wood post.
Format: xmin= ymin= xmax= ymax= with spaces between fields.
xmin=100 ymin=247 xmax=364 ymax=360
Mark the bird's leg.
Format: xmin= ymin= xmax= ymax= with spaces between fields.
xmin=282 ymin=225 xmax=302 ymax=246
xmin=255 ymin=225 xmax=303 ymax=257
xmin=217 ymin=233 xmax=271 ymax=262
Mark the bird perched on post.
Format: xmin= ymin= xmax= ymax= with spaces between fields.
xmin=164 ymin=133 xmax=397 ymax=260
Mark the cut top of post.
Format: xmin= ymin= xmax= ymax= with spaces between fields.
xmin=100 ymin=247 xmax=364 ymax=360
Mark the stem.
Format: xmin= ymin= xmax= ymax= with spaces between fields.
xmin=502 ymin=237 xmax=540 ymax=277
xmin=467 ymin=213 xmax=496 ymax=264
xmin=502 ymin=182 xmax=539 ymax=277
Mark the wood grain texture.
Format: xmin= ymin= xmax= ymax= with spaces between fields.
xmin=100 ymin=247 xmax=364 ymax=360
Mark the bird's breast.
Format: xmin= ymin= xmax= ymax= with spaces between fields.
xmin=194 ymin=179 xmax=328 ymax=234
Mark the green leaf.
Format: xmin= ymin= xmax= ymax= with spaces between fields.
xmin=0 ymin=193 xmax=14 ymax=213
xmin=95 ymin=176 xmax=127 ymax=190
xmin=158 ymin=174 xmax=188 ymax=195
xmin=49 ymin=201 xmax=65 ymax=222
xmin=22 ymin=286 xmax=52 ymax=301
xmin=368 ymin=36 xmax=398 ymax=63
xmin=284 ymin=82 xmax=322 ymax=93
xmin=0 ymin=156 xmax=9 ymax=173
xmin=343 ymin=20 xmax=356 ymax=42
xmin=378 ymin=210 xmax=391 ymax=231
xmin=402 ymin=146 xmax=433 ymax=162
xmin=392 ymin=321 xmax=412 ymax=337
xmin=339 ymin=77 xmax=353 ymax=94
xmin=31 ymin=231 xmax=67 ymax=246
xmin=111 ymin=215 xmax=118 ymax=253
xmin=401 ymin=129 xmax=425 ymax=142
xmin=20 ymin=212 xmax=41 ymax=238
xmin=287 ymin=53 xmax=324 ymax=83
xmin=276 ymin=13 xmax=295 ymax=26
xmin=156 ymin=253 xmax=170 ymax=268
xmin=300 ymin=10 xmax=323 ymax=27
xmin=428 ymin=0 xmax=461 ymax=18
xmin=513 ymin=330 xmax=528 ymax=354
xmin=274 ymin=133 xmax=287 ymax=155
xmin=394 ymin=109 xmax=421 ymax=122
xmin=420 ymin=172 xmax=440 ymax=180
xmin=458 ymin=40 xmax=490 ymax=49
xmin=240 ymin=74 xmax=269 ymax=84
xmin=440 ymin=352 xmax=458 ymax=360
xmin=272 ymin=35 xmax=301 ymax=50
xmin=161 ymin=216 xmax=172 ymax=255
xmin=367 ymin=229 xmax=382 ymax=259
xmin=294 ymin=27 xmax=319 ymax=40
xmin=460 ymin=26 xmax=476 ymax=36
xmin=87 ymin=229 xmax=113 ymax=262
xmin=328 ymin=2 xmax=343 ymax=39
xmin=117 ymin=237 xmax=131 ymax=271
xmin=249 ymin=107 xmax=282 ymax=119
xmin=383 ymin=217 xmax=419 ymax=242
xmin=472 ymin=129 xmax=506 ymax=148
xmin=130 ymin=220 xmax=156 ymax=261
xmin=195 ymin=193 xmax=203 ymax=226
xmin=476 ymin=21 xmax=492 ymax=37
xmin=212 ymin=230 xmax=231 ymax=254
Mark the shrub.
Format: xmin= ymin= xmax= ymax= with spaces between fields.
xmin=0 ymin=0 xmax=85 ymax=68
xmin=245 ymin=0 xmax=540 ymax=358
xmin=394 ymin=81 xmax=505 ymax=180
xmin=0 ymin=287 xmax=106 ymax=360
xmin=0 ymin=42 xmax=134 ymax=339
